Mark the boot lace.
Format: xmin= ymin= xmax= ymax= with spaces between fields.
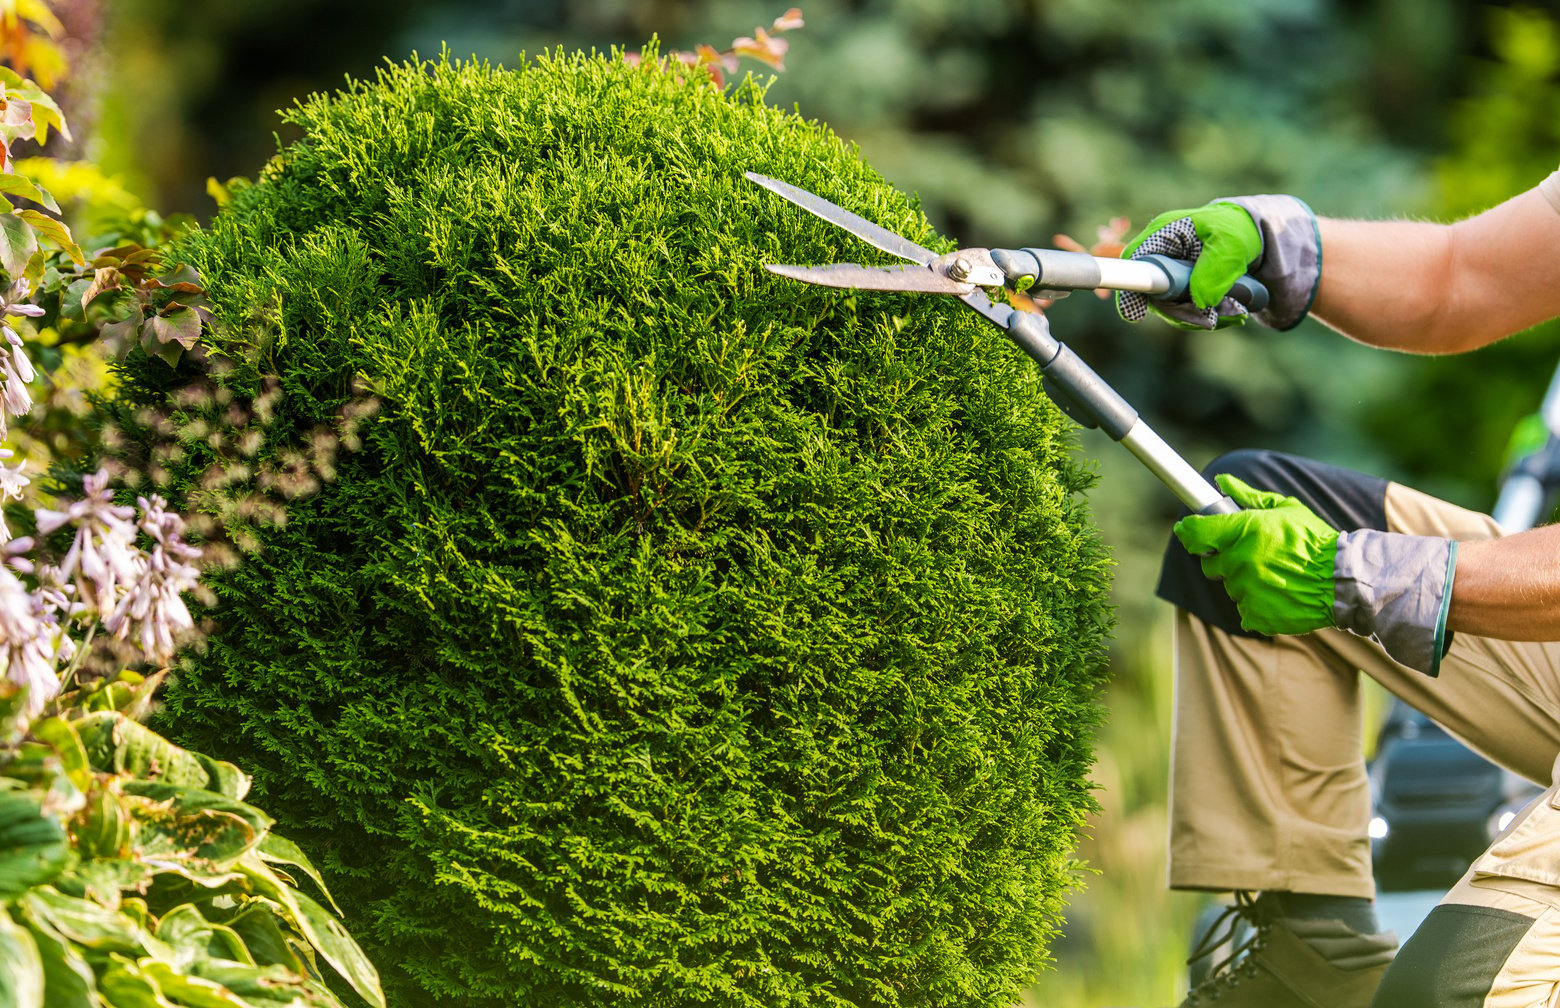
xmin=1182 ymin=891 xmax=1271 ymax=1005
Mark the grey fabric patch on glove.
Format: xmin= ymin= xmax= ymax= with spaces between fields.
xmin=1333 ymin=529 xmax=1458 ymax=677
xmin=1117 ymin=216 xmax=1237 ymax=329
xmin=1219 ymin=194 xmax=1320 ymax=331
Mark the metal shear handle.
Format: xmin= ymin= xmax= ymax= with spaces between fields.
xmin=991 ymin=248 xmax=1269 ymax=311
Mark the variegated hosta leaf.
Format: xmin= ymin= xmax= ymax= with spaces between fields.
xmin=0 ymin=790 xmax=68 ymax=899
xmin=73 ymin=712 xmax=250 ymax=800
xmin=0 ymin=904 xmax=44 ymax=1008
xmin=240 ymin=859 xmax=385 ymax=1008
xmin=17 ymin=912 xmax=93 ymax=1008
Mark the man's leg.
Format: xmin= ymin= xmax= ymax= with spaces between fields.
xmin=1371 ymin=860 xmax=1560 ymax=1006
xmin=1158 ymin=449 xmax=1560 ymax=1006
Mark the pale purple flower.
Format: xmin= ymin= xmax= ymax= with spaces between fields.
xmin=0 ymin=566 xmax=60 ymax=714
xmin=0 ymin=280 xmax=45 ymax=320
xmin=103 ymin=495 xmax=202 ymax=665
xmin=0 ymin=335 xmax=32 ymax=419
xmin=0 ymin=450 xmax=25 ymax=542
xmin=35 ymin=469 xmax=139 ymax=615
xmin=0 ymin=282 xmax=42 ymax=426
xmin=0 ymin=454 xmax=27 ymax=500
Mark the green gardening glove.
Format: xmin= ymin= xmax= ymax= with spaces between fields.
xmin=1172 ymin=473 xmax=1339 ymax=636
xmin=1127 ymin=204 xmax=1262 ymax=309
xmin=1117 ymin=203 xmax=1263 ymax=330
xmin=1117 ymin=195 xmax=1321 ymax=331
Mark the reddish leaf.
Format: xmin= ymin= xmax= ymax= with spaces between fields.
xmin=148 ymin=306 xmax=202 ymax=350
xmin=694 ymin=44 xmax=739 ymax=74
xmin=772 ymin=8 xmax=805 ymax=31
xmin=140 ymin=320 xmax=184 ymax=365
xmin=156 ymin=263 xmax=203 ymax=288
xmin=100 ymin=314 xmax=141 ymax=347
xmin=733 ymin=28 xmax=788 ymax=71
xmin=81 ymin=267 xmax=122 ymax=311
xmin=0 ymin=97 xmax=36 ymax=148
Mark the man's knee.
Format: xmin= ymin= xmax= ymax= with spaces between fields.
xmin=1371 ymin=903 xmax=1540 ymax=1007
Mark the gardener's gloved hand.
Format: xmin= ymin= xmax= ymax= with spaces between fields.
xmin=1175 ymin=473 xmax=1459 ymax=676
xmin=1117 ymin=195 xmax=1320 ymax=331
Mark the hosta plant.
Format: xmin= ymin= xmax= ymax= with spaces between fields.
xmin=0 ymin=671 xmax=384 ymax=1008
xmin=0 ymin=36 xmax=383 ymax=1008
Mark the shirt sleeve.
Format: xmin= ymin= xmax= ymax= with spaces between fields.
xmin=1541 ymin=168 xmax=1560 ymax=216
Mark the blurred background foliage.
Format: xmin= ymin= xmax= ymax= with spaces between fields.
xmin=26 ymin=0 xmax=1560 ymax=1003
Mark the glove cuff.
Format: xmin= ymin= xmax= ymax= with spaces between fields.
xmin=1215 ymin=195 xmax=1320 ymax=331
xmin=1332 ymin=529 xmax=1458 ymax=677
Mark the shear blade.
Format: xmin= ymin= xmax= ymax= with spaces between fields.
xmin=765 ymin=262 xmax=974 ymax=294
xmin=745 ymin=172 xmax=937 ymax=265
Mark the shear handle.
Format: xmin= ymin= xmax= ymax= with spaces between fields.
xmin=990 ymin=248 xmax=1269 ymax=312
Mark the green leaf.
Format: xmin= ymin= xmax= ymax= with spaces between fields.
xmin=16 ymin=209 xmax=80 ymax=264
xmin=19 ymin=915 xmax=95 ymax=1008
xmin=0 ymin=211 xmax=39 ymax=276
xmin=155 ymin=904 xmax=256 ymax=969
xmin=31 ymin=717 xmax=91 ymax=793
xmin=0 ymin=174 xmax=59 ymax=213
xmin=0 ymin=791 xmax=69 ymax=899
xmin=124 ymin=781 xmax=270 ymax=842
xmin=128 ymin=800 xmax=261 ymax=882
xmin=98 ymin=955 xmax=178 ymax=1008
xmin=137 ymin=961 xmax=253 ymax=1008
xmin=69 ymin=857 xmax=154 ymax=906
xmin=0 ymin=905 xmax=44 ymax=1008
xmin=240 ymin=859 xmax=384 ymax=1008
xmin=221 ymin=901 xmax=308 ymax=974
xmin=71 ymin=786 xmax=131 ymax=861
xmin=257 ymin=835 xmax=341 ymax=915
xmin=74 ymin=713 xmax=250 ymax=799
xmin=21 ymin=886 xmax=148 ymax=954
xmin=192 ymin=960 xmax=338 ymax=1007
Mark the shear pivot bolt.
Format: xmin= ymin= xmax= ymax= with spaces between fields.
xmin=948 ymin=256 xmax=973 ymax=282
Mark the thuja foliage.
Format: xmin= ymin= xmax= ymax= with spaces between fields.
xmin=104 ymin=50 xmax=1113 ymax=1006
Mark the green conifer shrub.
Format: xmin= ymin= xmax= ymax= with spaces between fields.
xmin=105 ymin=50 xmax=1113 ymax=1007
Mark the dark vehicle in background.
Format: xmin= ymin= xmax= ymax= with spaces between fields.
xmin=1368 ymin=699 xmax=1542 ymax=891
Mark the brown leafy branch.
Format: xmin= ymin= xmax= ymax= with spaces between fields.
xmin=626 ymin=8 xmax=805 ymax=88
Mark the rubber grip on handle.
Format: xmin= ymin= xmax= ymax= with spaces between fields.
xmin=1136 ymin=254 xmax=1270 ymax=313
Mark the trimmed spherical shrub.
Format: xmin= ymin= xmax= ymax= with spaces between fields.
xmin=109 ymin=51 xmax=1112 ymax=1007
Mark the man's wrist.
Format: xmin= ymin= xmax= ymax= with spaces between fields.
xmin=1215 ymin=195 xmax=1320 ymax=331
xmin=1332 ymin=529 xmax=1457 ymax=676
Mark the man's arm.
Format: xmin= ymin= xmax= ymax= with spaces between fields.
xmin=1311 ymin=187 xmax=1560 ymax=354
xmin=1449 ymin=524 xmax=1560 ymax=639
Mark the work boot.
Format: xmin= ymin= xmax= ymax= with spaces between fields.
xmin=1176 ymin=893 xmax=1396 ymax=1008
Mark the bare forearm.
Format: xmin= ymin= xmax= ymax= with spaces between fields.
xmin=1309 ymin=218 xmax=1456 ymax=351
xmin=1309 ymin=189 xmax=1560 ymax=354
xmin=1448 ymin=525 xmax=1560 ymax=639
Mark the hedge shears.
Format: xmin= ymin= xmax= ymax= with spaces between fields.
xmin=747 ymin=171 xmax=1252 ymax=516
